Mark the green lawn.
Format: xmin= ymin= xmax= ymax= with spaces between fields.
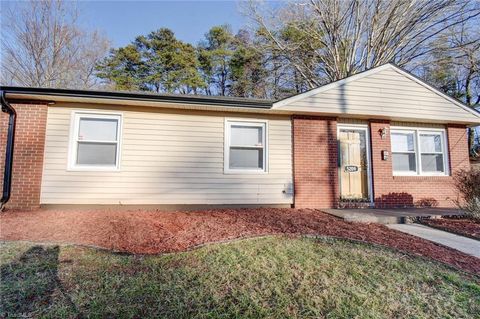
xmin=1 ymin=237 xmax=479 ymax=318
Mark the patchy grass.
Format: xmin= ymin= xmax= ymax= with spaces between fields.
xmin=1 ymin=237 xmax=479 ymax=318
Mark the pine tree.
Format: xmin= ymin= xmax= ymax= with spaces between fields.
xmin=97 ymin=28 xmax=205 ymax=94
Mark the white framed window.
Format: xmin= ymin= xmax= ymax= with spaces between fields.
xmin=68 ymin=112 xmax=122 ymax=171
xmin=224 ymin=119 xmax=268 ymax=174
xmin=391 ymin=130 xmax=417 ymax=174
xmin=419 ymin=132 xmax=446 ymax=173
xmin=391 ymin=127 xmax=448 ymax=176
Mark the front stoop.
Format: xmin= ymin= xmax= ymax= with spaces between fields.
xmin=322 ymin=208 xmax=465 ymax=224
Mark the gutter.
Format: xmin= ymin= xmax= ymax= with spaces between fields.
xmin=0 ymin=90 xmax=16 ymax=211
xmin=0 ymin=86 xmax=273 ymax=109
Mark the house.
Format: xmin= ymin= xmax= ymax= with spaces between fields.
xmin=1 ymin=63 xmax=480 ymax=211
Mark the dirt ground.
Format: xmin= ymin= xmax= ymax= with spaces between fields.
xmin=421 ymin=217 xmax=480 ymax=240
xmin=0 ymin=208 xmax=479 ymax=273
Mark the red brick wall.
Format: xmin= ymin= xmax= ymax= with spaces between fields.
xmin=292 ymin=118 xmax=470 ymax=209
xmin=292 ymin=116 xmax=338 ymax=208
xmin=370 ymin=121 xmax=470 ymax=208
xmin=0 ymin=103 xmax=48 ymax=210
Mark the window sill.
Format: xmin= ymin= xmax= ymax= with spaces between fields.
xmin=393 ymin=175 xmax=450 ymax=181
xmin=393 ymin=172 xmax=449 ymax=177
xmin=224 ymin=169 xmax=268 ymax=175
xmin=67 ymin=166 xmax=120 ymax=172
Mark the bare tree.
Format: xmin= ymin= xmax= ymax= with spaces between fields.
xmin=244 ymin=0 xmax=480 ymax=85
xmin=415 ymin=19 xmax=480 ymax=156
xmin=68 ymin=30 xmax=111 ymax=89
xmin=448 ymin=25 xmax=480 ymax=157
xmin=1 ymin=0 xmax=110 ymax=88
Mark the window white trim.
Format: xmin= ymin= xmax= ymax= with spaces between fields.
xmin=68 ymin=111 xmax=123 ymax=171
xmin=224 ymin=118 xmax=268 ymax=174
xmin=391 ymin=127 xmax=449 ymax=176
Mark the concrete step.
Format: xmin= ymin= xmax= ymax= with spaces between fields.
xmin=322 ymin=208 xmax=465 ymax=225
xmin=323 ymin=209 xmax=405 ymax=224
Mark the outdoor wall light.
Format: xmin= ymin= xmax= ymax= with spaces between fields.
xmin=379 ymin=127 xmax=389 ymax=139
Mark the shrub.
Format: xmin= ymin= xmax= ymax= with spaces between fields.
xmin=415 ymin=198 xmax=439 ymax=207
xmin=453 ymin=168 xmax=480 ymax=219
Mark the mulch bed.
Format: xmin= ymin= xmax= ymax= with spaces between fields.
xmin=0 ymin=208 xmax=479 ymax=274
xmin=420 ymin=217 xmax=480 ymax=240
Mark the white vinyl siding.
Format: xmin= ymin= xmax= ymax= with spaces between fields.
xmin=276 ymin=67 xmax=479 ymax=124
xmin=41 ymin=105 xmax=293 ymax=205
xmin=391 ymin=127 xmax=448 ymax=176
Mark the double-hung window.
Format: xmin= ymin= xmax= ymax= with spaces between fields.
xmin=391 ymin=128 xmax=448 ymax=176
xmin=225 ymin=120 xmax=267 ymax=173
xmin=391 ymin=131 xmax=417 ymax=173
xmin=419 ymin=132 xmax=445 ymax=173
xmin=69 ymin=112 xmax=122 ymax=170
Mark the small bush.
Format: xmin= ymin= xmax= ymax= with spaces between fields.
xmin=415 ymin=198 xmax=438 ymax=207
xmin=453 ymin=169 xmax=480 ymax=219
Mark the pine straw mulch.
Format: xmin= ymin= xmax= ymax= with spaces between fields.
xmin=420 ymin=216 xmax=480 ymax=240
xmin=0 ymin=208 xmax=479 ymax=274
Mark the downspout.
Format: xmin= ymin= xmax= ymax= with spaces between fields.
xmin=0 ymin=90 xmax=16 ymax=211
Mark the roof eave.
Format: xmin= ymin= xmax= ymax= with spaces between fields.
xmin=4 ymin=91 xmax=289 ymax=115
xmin=0 ymin=86 xmax=273 ymax=109
xmin=274 ymin=107 xmax=480 ymax=126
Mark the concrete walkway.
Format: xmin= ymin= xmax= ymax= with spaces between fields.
xmin=388 ymin=224 xmax=480 ymax=258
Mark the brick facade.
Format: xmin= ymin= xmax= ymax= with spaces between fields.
xmin=292 ymin=115 xmax=339 ymax=208
xmin=291 ymin=117 xmax=470 ymax=209
xmin=0 ymin=103 xmax=48 ymax=210
xmin=369 ymin=121 xmax=470 ymax=208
